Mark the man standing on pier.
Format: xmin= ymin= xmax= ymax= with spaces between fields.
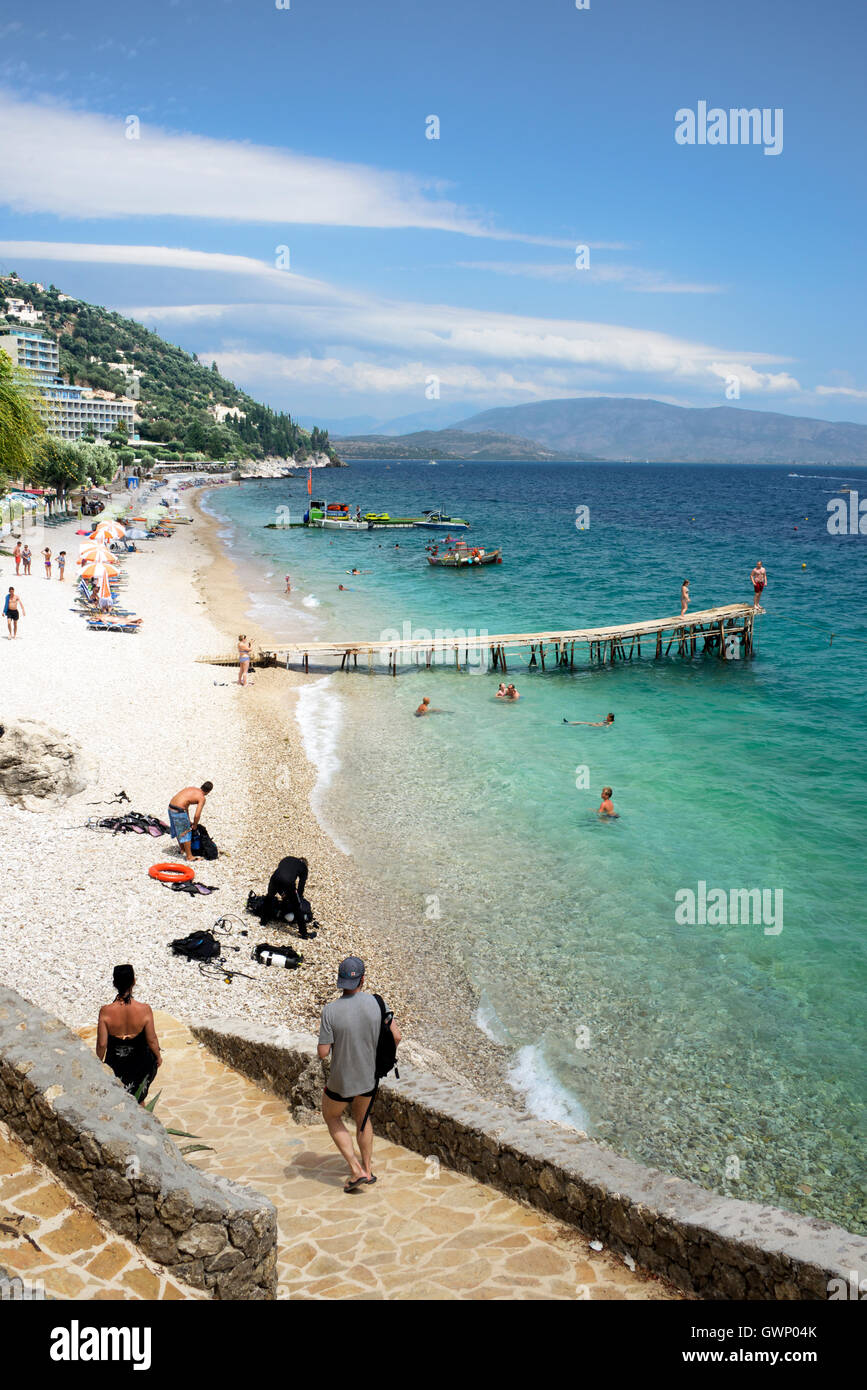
xmin=750 ymin=561 xmax=767 ymax=610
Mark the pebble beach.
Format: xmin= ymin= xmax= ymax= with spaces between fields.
xmin=0 ymin=494 xmax=509 ymax=1101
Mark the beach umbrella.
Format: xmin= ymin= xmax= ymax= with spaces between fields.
xmin=79 ymin=560 xmax=120 ymax=579
xmin=92 ymin=520 xmax=126 ymax=541
xmin=126 ymin=527 xmax=148 ymax=540
xmin=98 ymin=571 xmax=114 ymax=605
xmin=78 ymin=542 xmax=114 ymax=563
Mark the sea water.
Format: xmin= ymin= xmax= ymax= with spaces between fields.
xmin=202 ymin=461 xmax=867 ymax=1230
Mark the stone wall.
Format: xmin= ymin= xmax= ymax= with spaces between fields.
xmin=0 ymin=988 xmax=276 ymax=1299
xmin=191 ymin=1015 xmax=867 ymax=1301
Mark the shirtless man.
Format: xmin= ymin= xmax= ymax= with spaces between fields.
xmin=505 ymin=684 xmax=520 ymax=700
xmin=167 ymin=782 xmax=213 ymax=861
xmin=598 ymin=786 xmax=617 ymax=817
xmin=564 ymin=713 xmax=614 ymax=726
xmin=415 ymin=697 xmax=431 ymax=716
xmin=680 ymin=579 xmax=690 ymax=616
xmin=750 ymin=561 xmax=767 ymax=610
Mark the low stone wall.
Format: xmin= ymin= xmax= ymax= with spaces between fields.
xmin=0 ymin=988 xmax=276 ymax=1299
xmin=191 ymin=1015 xmax=867 ymax=1300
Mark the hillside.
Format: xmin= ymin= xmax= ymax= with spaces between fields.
xmin=332 ymin=428 xmax=579 ymax=461
xmin=455 ymin=397 xmax=867 ymax=464
xmin=0 ymin=274 xmax=338 ymax=465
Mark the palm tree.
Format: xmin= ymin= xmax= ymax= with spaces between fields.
xmin=0 ymin=348 xmax=46 ymax=488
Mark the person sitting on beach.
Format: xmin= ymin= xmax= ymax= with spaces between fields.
xmin=318 ymin=956 xmax=401 ymax=1193
xmin=598 ymin=786 xmax=617 ymax=817
xmin=22 ymin=545 xmax=31 ymax=575
xmin=13 ymin=542 xmax=21 ymax=575
xmin=564 ymin=713 xmax=614 ymax=726
xmin=4 ymin=586 xmax=25 ymax=639
xmin=42 ymin=547 xmax=52 ymax=579
xmin=96 ymin=965 xmax=162 ymax=1104
xmin=237 ymin=634 xmax=252 ymax=687
xmin=57 ymin=551 xmax=66 ymax=582
xmin=680 ymin=579 xmax=689 ymax=616
xmin=167 ymin=782 xmax=213 ymax=862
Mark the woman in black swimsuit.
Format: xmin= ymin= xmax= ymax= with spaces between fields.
xmin=96 ymin=965 xmax=162 ymax=1103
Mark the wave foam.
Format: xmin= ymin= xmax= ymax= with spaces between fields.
xmin=507 ymin=1044 xmax=590 ymax=1132
xmin=294 ymin=676 xmax=351 ymax=854
xmin=301 ymin=593 xmax=320 ymax=608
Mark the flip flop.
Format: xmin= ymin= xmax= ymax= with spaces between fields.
xmin=363 ymin=1175 xmax=377 ymax=1187
xmin=344 ymin=1175 xmax=367 ymax=1193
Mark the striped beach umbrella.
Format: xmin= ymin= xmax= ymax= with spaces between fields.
xmin=92 ymin=520 xmax=126 ymax=541
xmin=79 ymin=560 xmax=120 ymax=580
xmin=78 ymin=542 xmax=115 ymax=563
xmin=98 ymin=570 xmax=114 ymax=605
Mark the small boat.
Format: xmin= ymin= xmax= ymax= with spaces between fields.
xmin=426 ymin=540 xmax=502 ymax=568
xmin=307 ymin=501 xmax=368 ymax=530
xmin=414 ymin=507 xmax=470 ymax=530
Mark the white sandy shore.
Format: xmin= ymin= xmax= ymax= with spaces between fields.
xmin=0 ymin=503 xmax=508 ymax=1096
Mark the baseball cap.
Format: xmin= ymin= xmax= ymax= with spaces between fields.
xmin=337 ymin=956 xmax=365 ymax=989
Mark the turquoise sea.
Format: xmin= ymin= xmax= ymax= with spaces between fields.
xmin=203 ymin=461 xmax=867 ymax=1231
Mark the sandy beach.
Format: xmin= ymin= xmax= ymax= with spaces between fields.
xmin=0 ymin=493 xmax=510 ymax=1101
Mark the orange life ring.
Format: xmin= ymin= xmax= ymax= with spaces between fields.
xmin=149 ymin=862 xmax=195 ymax=883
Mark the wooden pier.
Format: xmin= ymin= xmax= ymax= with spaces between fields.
xmin=203 ymin=603 xmax=758 ymax=675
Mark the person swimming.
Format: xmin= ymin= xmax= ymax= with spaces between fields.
xmin=564 ymin=713 xmax=614 ymax=726
xmin=598 ymin=786 xmax=618 ymax=817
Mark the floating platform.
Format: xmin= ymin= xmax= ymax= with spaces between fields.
xmin=199 ymin=603 xmax=759 ymax=674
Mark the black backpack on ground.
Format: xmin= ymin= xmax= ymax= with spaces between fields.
xmin=360 ymin=994 xmax=399 ymax=1131
xmin=169 ymin=929 xmax=221 ymax=961
xmin=191 ymin=823 xmax=218 ymax=860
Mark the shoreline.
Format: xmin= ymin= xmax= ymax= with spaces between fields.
xmin=185 ymin=485 xmax=516 ymax=1099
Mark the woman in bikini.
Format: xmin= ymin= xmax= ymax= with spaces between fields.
xmin=22 ymin=545 xmax=31 ymax=575
xmin=57 ymin=551 xmax=66 ymax=581
xmin=95 ymin=965 xmax=162 ymax=1103
xmin=238 ymin=633 xmax=252 ymax=686
xmin=42 ymin=547 xmax=52 ymax=578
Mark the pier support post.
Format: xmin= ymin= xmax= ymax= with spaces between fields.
xmin=655 ymin=630 xmax=662 ymax=659
xmin=528 ymin=645 xmax=536 ymax=667
xmin=303 ymin=653 xmax=309 ymax=674
xmin=499 ymin=645 xmax=508 ymax=672
xmin=718 ymin=621 xmax=726 ymax=659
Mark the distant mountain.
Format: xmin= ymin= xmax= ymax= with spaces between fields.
xmin=320 ymin=405 xmax=469 ymax=436
xmin=332 ymin=428 xmax=578 ymax=462
xmin=455 ymin=397 xmax=867 ymax=464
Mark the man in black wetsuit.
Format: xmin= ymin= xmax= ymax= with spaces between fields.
xmin=261 ymin=855 xmax=311 ymax=937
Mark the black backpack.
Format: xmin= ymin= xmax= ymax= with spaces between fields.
xmin=360 ymin=994 xmax=399 ymax=1131
xmin=191 ymin=823 xmax=218 ymax=860
xmin=169 ymin=929 xmax=221 ymax=961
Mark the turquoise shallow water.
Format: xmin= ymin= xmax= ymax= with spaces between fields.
xmin=203 ymin=461 xmax=867 ymax=1229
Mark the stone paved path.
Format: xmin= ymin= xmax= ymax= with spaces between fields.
xmin=0 ymin=1123 xmax=196 ymax=1301
xmin=82 ymin=1014 xmax=680 ymax=1301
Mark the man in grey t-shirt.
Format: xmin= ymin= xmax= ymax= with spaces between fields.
xmin=318 ymin=956 xmax=401 ymax=1193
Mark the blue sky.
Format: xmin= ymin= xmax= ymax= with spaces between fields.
xmin=1 ymin=0 xmax=865 ymax=429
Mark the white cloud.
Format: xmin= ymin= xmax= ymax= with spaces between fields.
xmin=0 ymin=92 xmax=567 ymax=244
xmin=202 ymin=351 xmax=553 ymax=400
xmin=815 ymin=384 xmax=867 ymax=401
xmin=457 ymin=260 xmax=723 ymax=294
xmin=0 ymin=238 xmax=798 ymax=399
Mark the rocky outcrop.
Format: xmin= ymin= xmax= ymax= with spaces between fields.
xmin=0 ymin=719 xmax=96 ymax=811
xmin=0 ymin=988 xmax=277 ymax=1299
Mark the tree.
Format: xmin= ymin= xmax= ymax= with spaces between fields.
xmin=0 ymin=349 xmax=47 ymax=487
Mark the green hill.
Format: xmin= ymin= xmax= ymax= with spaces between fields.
xmin=332 ymin=428 xmax=579 ymax=461
xmin=0 ymin=274 xmax=338 ymax=464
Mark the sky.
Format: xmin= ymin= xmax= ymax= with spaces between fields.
xmin=0 ymin=0 xmax=865 ymax=431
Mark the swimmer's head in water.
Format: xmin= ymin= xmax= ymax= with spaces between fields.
xmin=605 ymin=713 xmax=614 ymax=723
xmin=601 ymin=786 xmax=613 ymax=799
xmin=421 ymin=697 xmax=430 ymax=706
